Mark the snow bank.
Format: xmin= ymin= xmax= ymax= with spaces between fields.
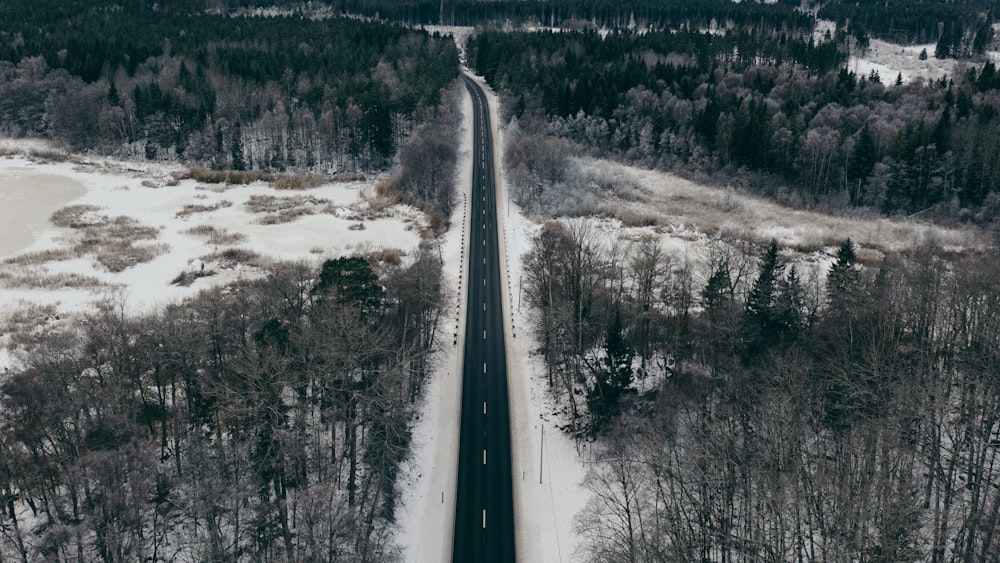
xmin=473 ymin=72 xmax=592 ymax=563
xmin=395 ymin=76 xmax=472 ymax=562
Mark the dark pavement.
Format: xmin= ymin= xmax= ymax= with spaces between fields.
xmin=452 ymin=75 xmax=516 ymax=563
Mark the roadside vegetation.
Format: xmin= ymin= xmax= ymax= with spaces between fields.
xmin=522 ymin=223 xmax=1000 ymax=560
xmin=0 ymin=252 xmax=444 ymax=561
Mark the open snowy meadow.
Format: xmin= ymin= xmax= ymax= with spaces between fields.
xmin=0 ymin=146 xmax=429 ymax=370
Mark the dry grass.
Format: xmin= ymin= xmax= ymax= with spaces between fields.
xmin=573 ymin=157 xmax=988 ymax=255
xmin=93 ymin=241 xmax=170 ymax=272
xmin=170 ymin=268 xmax=217 ymax=287
xmin=194 ymin=184 xmax=233 ymax=193
xmin=200 ymin=247 xmax=266 ymax=269
xmin=3 ymin=248 xmax=73 ymax=266
xmin=261 ymin=208 xmax=316 ymax=224
xmin=0 ymin=302 xmax=58 ymax=332
xmin=0 ymin=269 xmax=106 ymax=290
xmin=246 ymin=194 xmax=331 ymax=224
xmin=616 ymin=209 xmax=660 ymax=228
xmin=182 ymin=225 xmax=247 ymax=245
xmin=331 ymin=172 xmax=367 ymax=182
xmin=181 ymin=167 xmax=275 ymax=185
xmin=51 ymin=204 xmax=104 ymax=228
xmin=373 ymin=248 xmax=402 ymax=265
xmin=0 ymin=302 xmax=60 ymax=348
xmin=245 ymin=194 xmax=330 ymax=213
xmin=27 ymin=148 xmax=72 ymax=163
xmin=51 ymin=205 xmax=168 ymax=273
xmin=273 ymin=174 xmax=327 ymax=190
xmin=175 ymin=200 xmax=233 ymax=218
xmin=368 ymin=179 xmax=401 ymax=212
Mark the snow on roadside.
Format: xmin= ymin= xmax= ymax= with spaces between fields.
xmin=469 ymin=72 xmax=592 ymax=563
xmin=395 ymin=48 xmax=592 ymax=557
xmin=395 ymin=75 xmax=472 ymax=562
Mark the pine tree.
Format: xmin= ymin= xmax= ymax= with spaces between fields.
xmin=314 ymin=256 xmax=385 ymax=316
xmin=231 ymin=122 xmax=246 ymax=171
xmin=774 ymin=265 xmax=806 ymax=336
xmin=849 ymin=123 xmax=878 ymax=205
xmin=745 ymin=239 xmax=785 ymax=355
xmin=827 ymin=238 xmax=859 ymax=313
xmin=702 ymin=260 xmax=733 ymax=319
xmin=587 ymin=311 xmax=633 ymax=432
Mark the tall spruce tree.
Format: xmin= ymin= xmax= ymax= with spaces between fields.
xmin=744 ymin=239 xmax=785 ymax=355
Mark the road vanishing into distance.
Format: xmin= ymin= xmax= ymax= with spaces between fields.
xmin=452 ymin=75 xmax=516 ymax=563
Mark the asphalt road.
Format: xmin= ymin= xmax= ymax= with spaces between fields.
xmin=452 ymin=75 xmax=516 ymax=563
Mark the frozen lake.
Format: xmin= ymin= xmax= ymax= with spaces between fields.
xmin=0 ymin=167 xmax=85 ymax=255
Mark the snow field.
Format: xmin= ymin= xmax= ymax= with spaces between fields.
xmin=0 ymin=151 xmax=428 ymax=371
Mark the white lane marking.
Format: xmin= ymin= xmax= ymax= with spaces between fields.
xmin=483 ymin=510 xmax=486 ymax=529
xmin=483 ymin=401 xmax=487 ymax=414
xmin=483 ymin=449 xmax=487 ymax=465
xmin=483 ymin=329 xmax=487 ymax=340
xmin=483 ymin=363 xmax=487 ymax=373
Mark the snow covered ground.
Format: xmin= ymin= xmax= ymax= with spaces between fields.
xmin=849 ymin=38 xmax=959 ymax=85
xmin=809 ymin=18 xmax=965 ymax=85
xmin=484 ymin=73 xmax=591 ymax=563
xmin=0 ymin=149 xmax=427 ymax=370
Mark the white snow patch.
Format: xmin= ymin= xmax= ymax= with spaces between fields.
xmin=849 ymin=39 xmax=958 ymax=85
xmin=0 ymin=151 xmax=426 ymax=317
xmin=813 ymin=19 xmax=836 ymax=45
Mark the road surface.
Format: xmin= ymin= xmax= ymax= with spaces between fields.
xmin=452 ymin=75 xmax=516 ymax=563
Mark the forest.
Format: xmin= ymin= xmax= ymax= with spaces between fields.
xmin=0 ymin=251 xmax=444 ymax=561
xmin=0 ymin=0 xmax=459 ymax=173
xmin=470 ymin=21 xmax=1000 ymax=228
xmin=819 ymin=1 xmax=995 ymax=55
xmin=2 ymin=0 xmax=1000 ymax=560
xmin=522 ymin=223 xmax=1000 ymax=561
xmin=342 ymin=0 xmax=813 ymax=31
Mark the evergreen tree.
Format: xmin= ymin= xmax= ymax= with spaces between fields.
xmin=774 ymin=265 xmax=806 ymax=336
xmin=587 ymin=311 xmax=633 ymax=432
xmin=231 ymin=122 xmax=246 ymax=171
xmin=314 ymin=256 xmax=385 ymax=316
xmin=702 ymin=260 xmax=733 ymax=319
xmin=744 ymin=239 xmax=785 ymax=355
xmin=827 ymin=238 xmax=859 ymax=313
xmin=849 ymin=123 xmax=878 ymax=205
